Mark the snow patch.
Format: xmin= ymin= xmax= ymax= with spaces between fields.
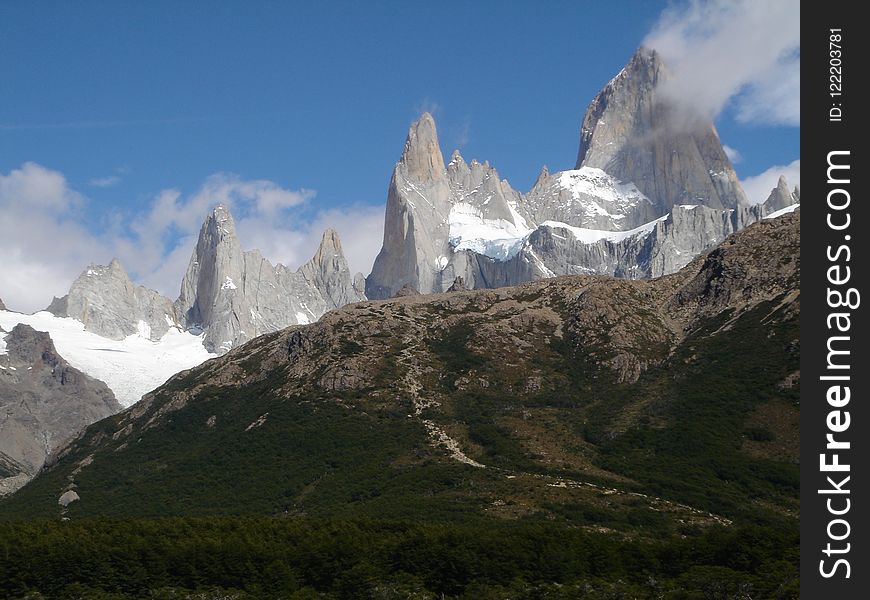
xmin=295 ymin=312 xmax=311 ymax=325
xmin=221 ymin=276 xmax=237 ymax=290
xmin=763 ymin=203 xmax=800 ymax=220
xmin=0 ymin=309 xmax=216 ymax=407
xmin=540 ymin=214 xmax=668 ymax=245
xmin=136 ymin=320 xmax=152 ymax=339
xmin=448 ymin=202 xmax=532 ymax=260
xmin=556 ymin=167 xmax=650 ymax=218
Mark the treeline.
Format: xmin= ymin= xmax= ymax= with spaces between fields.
xmin=0 ymin=517 xmax=798 ymax=599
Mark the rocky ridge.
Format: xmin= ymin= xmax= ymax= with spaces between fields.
xmin=46 ymin=205 xmax=365 ymax=354
xmin=176 ymin=205 xmax=366 ymax=353
xmin=366 ymin=48 xmax=795 ymax=299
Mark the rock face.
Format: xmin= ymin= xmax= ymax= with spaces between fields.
xmin=576 ymin=46 xmax=747 ymax=216
xmin=366 ymin=114 xmax=533 ymax=299
xmin=176 ymin=205 xmax=366 ymax=353
xmin=0 ymin=324 xmax=120 ymax=495
xmin=40 ymin=205 xmax=365 ymax=355
xmin=0 ymin=298 xmax=5 ymax=311
xmin=47 ymin=259 xmax=178 ymax=341
xmin=762 ymin=176 xmax=800 ymax=213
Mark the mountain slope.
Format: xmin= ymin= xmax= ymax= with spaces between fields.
xmin=0 ymin=324 xmax=120 ymax=495
xmin=2 ymin=213 xmax=799 ymax=526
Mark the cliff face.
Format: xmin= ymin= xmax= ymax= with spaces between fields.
xmin=0 ymin=324 xmax=120 ymax=495
xmin=176 ymin=205 xmax=365 ymax=353
xmin=576 ymin=47 xmax=747 ymax=215
xmin=366 ymin=49 xmax=793 ymax=300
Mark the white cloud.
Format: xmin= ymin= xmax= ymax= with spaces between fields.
xmin=722 ymin=145 xmax=742 ymax=164
xmin=740 ymin=159 xmax=800 ymax=205
xmin=89 ymin=175 xmax=121 ymax=188
xmin=0 ymin=162 xmax=84 ymax=211
xmin=644 ymin=0 xmax=800 ymax=126
xmin=0 ymin=164 xmax=107 ymax=312
xmin=0 ymin=163 xmax=385 ymax=313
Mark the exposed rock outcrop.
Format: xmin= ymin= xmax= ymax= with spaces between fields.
xmin=47 ymin=259 xmax=178 ymax=341
xmin=176 ymin=205 xmax=365 ymax=353
xmin=366 ymin=101 xmax=792 ymax=298
xmin=576 ymin=47 xmax=747 ymax=216
xmin=762 ymin=176 xmax=800 ymax=213
xmin=0 ymin=324 xmax=120 ymax=495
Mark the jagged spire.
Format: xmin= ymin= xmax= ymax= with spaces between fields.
xmin=762 ymin=175 xmax=798 ymax=212
xmin=399 ymin=112 xmax=445 ymax=182
xmin=576 ymin=45 xmax=747 ymax=212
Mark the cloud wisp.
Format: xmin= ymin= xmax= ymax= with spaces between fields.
xmin=89 ymin=175 xmax=122 ymax=188
xmin=0 ymin=163 xmax=384 ymax=313
xmin=644 ymin=0 xmax=799 ymax=126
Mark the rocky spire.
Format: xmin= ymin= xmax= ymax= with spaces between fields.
xmin=0 ymin=297 xmax=5 ymax=311
xmin=300 ymin=228 xmax=366 ymax=309
xmin=576 ymin=46 xmax=747 ymax=213
xmin=50 ymin=258 xmax=176 ymax=341
xmin=366 ymin=114 xmax=454 ymax=299
xmin=762 ymin=175 xmax=799 ymax=213
xmin=400 ymin=112 xmax=445 ymax=182
xmin=176 ymin=204 xmax=366 ymax=353
xmin=176 ymin=204 xmax=245 ymax=333
xmin=366 ymin=113 xmax=529 ymax=299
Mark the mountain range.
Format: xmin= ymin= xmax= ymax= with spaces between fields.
xmin=0 ymin=46 xmax=798 ymax=498
xmin=366 ymin=47 xmax=797 ymax=298
xmin=2 ymin=210 xmax=800 ymax=529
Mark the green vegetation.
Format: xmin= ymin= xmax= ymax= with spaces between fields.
xmin=593 ymin=301 xmax=800 ymax=519
xmin=0 ymin=276 xmax=801 ymax=598
xmin=0 ymin=517 xmax=798 ymax=599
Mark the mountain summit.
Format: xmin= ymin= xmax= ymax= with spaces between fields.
xmin=43 ymin=205 xmax=365 ymax=356
xmin=576 ymin=47 xmax=747 ymax=213
xmin=365 ymin=48 xmax=795 ymax=300
xmin=176 ymin=204 xmax=366 ymax=353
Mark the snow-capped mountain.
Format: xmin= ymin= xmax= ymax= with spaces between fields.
xmin=0 ymin=309 xmax=213 ymax=408
xmin=365 ymin=48 xmax=798 ymax=299
xmin=1 ymin=205 xmax=366 ymax=410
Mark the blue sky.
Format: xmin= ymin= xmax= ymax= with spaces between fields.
xmin=0 ymin=1 xmax=799 ymax=312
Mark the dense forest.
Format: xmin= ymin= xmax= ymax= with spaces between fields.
xmin=0 ymin=516 xmax=798 ymax=599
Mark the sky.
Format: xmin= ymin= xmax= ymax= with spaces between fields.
xmin=0 ymin=0 xmax=800 ymax=313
